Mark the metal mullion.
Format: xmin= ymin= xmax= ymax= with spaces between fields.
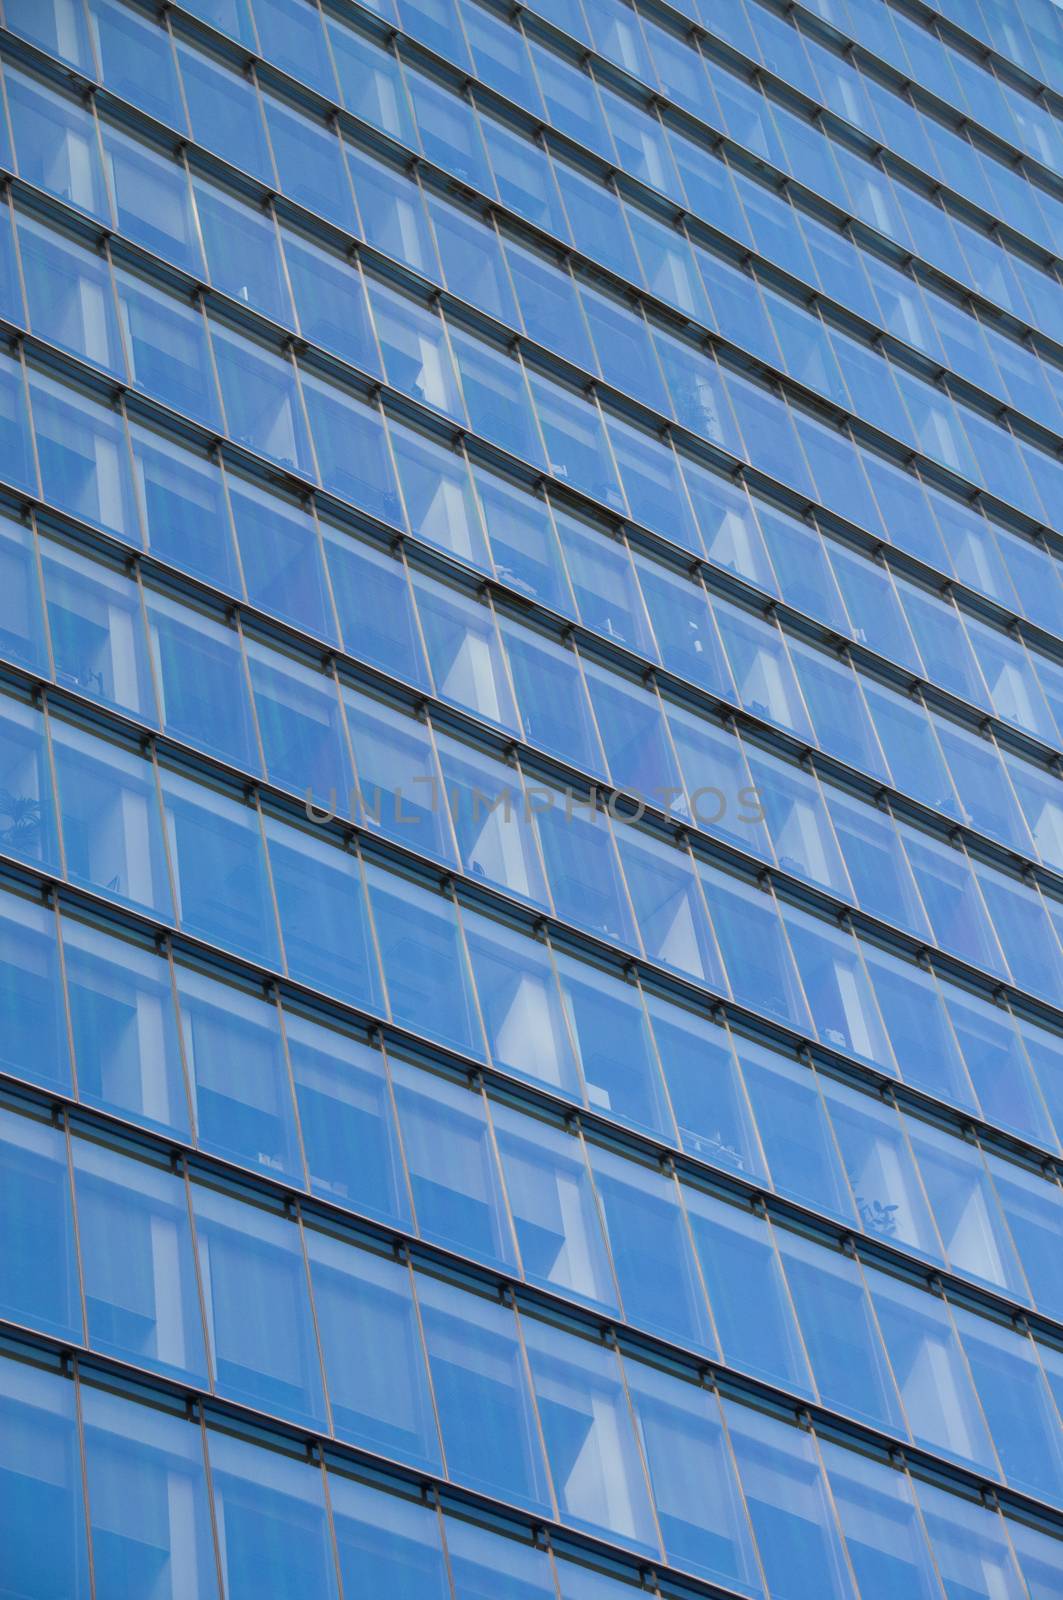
xmin=371 ymin=386 xmax=419 ymax=549
xmin=36 ymin=687 xmax=72 ymax=886
xmin=441 ymin=869 xmax=494 ymax=1063
xmin=421 ymin=1483 xmax=459 ymax=1600
xmin=519 ymin=921 xmax=594 ymax=1120
xmin=158 ymin=929 xmax=201 ymax=1146
xmin=69 ymin=1355 xmax=99 ymax=1600
xmin=24 ymin=508 xmax=59 ymax=696
xmin=859 ymin=1074 xmax=953 ymax=1267
xmin=157 ymin=5 xmax=196 ymax=139
xmin=193 ymin=1394 xmax=230 ymax=1598
xmin=312 ymin=1439 xmax=349 ymax=1600
xmin=375 ymin=1028 xmax=428 ymax=1254
xmin=600 ymin=1325 xmax=670 ymax=1568
xmin=205 ymin=446 xmax=251 ymax=603
xmin=323 ymin=652 xmax=368 ymax=832
xmin=877 ymin=787 xmax=961 ymax=956
xmin=243 ymin=60 xmax=283 ymax=192
xmin=701 ymin=1366 xmax=775 ymax=1599
xmin=470 ymin=1068 xmax=528 ymax=1283
xmin=509 ymin=745 xmax=559 ymax=922
xmin=662 ymin=1150 xmax=726 ymax=1359
xmin=934 ymin=1275 xmax=1011 ymax=1482
xmin=59 ymin=1104 xmax=92 ymax=1349
xmin=9 ymin=333 xmax=45 ymax=506
xmin=345 ymin=829 xmax=394 ymax=1032
xmin=803 ymin=1412 xmax=885 ymax=1600
xmin=3 ymin=175 xmax=32 ymax=339
xmin=475 ymin=582 xmax=531 ymax=747
xmin=504 ymin=1295 xmax=562 ymax=1527
xmin=384 ymin=535 xmax=441 ymax=701
xmin=268 ymin=983 xmax=315 ymax=1195
xmin=291 ymin=1197 xmax=338 ymax=1440
xmin=179 ymin=1152 xmax=220 ymax=1401
xmin=229 ymin=608 xmax=270 ymax=778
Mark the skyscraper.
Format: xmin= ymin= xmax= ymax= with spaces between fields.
xmin=0 ymin=0 xmax=1061 ymax=1594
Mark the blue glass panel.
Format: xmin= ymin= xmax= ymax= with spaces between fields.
xmin=176 ymin=961 xmax=302 ymax=1181
xmin=101 ymin=120 xmax=203 ymax=274
xmin=6 ymin=68 xmax=108 ymax=220
xmin=739 ymin=1040 xmax=854 ymax=1221
xmin=247 ymin=644 xmax=352 ymax=804
xmin=206 ymin=1429 xmax=339 ymax=1600
xmin=495 ymin=1103 xmax=618 ymax=1313
xmin=307 ymin=1229 xmax=442 ymax=1470
xmin=286 ymin=1013 xmax=410 ymax=1225
xmin=301 ymin=370 xmax=403 ymax=522
xmin=63 ymin=918 xmax=190 ymax=1139
xmin=649 ymin=1000 xmax=765 ymax=1179
xmin=725 ymin=1401 xmax=857 ymax=1600
xmin=522 ymin=1314 xmax=659 ymax=1555
xmin=589 ymin=1141 xmax=712 ymax=1349
xmin=820 ymin=1438 xmax=941 ymax=1600
xmin=212 ymin=324 xmax=313 ymax=476
xmin=367 ymin=865 xmax=483 ymax=1055
xmin=147 ymin=596 xmax=260 ymax=773
xmin=331 ymin=1474 xmax=451 ymax=1600
xmin=229 ymin=475 xmax=337 ymax=641
xmin=161 ymin=768 xmax=280 ymax=966
xmin=194 ymin=180 xmax=292 ymax=326
xmin=195 ymin=1184 xmax=327 ymax=1428
xmin=780 ymin=1230 xmax=904 ymax=1430
xmin=554 ymin=948 xmax=673 ymax=1139
xmin=82 ymin=1384 xmax=218 ymax=1600
xmin=325 ymin=529 xmax=430 ymax=687
xmin=252 ymin=0 xmax=334 ymax=92
xmin=42 ymin=540 xmax=156 ymax=723
xmin=90 ymin=0 xmax=185 ymax=127
xmin=0 ymin=1106 xmax=81 ymax=1343
xmin=74 ymin=1138 xmax=208 ymax=1384
xmin=52 ymin=721 xmax=174 ymax=921
xmin=687 ymin=1186 xmax=811 ymax=1395
xmin=267 ymin=819 xmax=382 ymax=1009
xmin=0 ymin=691 xmax=60 ymax=874
xmin=417 ymin=1272 xmax=553 ymax=1514
xmin=0 ymin=890 xmax=72 ymax=1093
xmin=266 ymin=96 xmax=360 ymax=231
xmin=115 ymin=268 xmax=222 ymax=428
xmin=461 ymin=908 xmax=583 ymax=1103
xmin=18 ymin=211 xmax=123 ymax=376
xmin=392 ymin=1056 xmax=516 ymax=1269
xmin=283 ymin=232 xmax=379 ymax=374
xmin=178 ymin=43 xmax=275 ymax=183
xmin=0 ymin=1357 xmax=90 ymax=1600
xmin=0 ymin=512 xmax=48 ymax=674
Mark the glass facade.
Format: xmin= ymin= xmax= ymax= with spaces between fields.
xmin=0 ymin=0 xmax=1060 ymax=1594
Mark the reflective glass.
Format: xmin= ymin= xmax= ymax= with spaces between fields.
xmin=73 ymin=1138 xmax=208 ymax=1384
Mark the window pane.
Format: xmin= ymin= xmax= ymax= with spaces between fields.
xmin=305 ymin=1228 xmax=441 ymax=1472
xmin=0 ymin=1356 xmax=90 ymax=1599
xmin=495 ymin=1103 xmax=618 ymax=1314
xmin=64 ymin=919 xmax=189 ymax=1137
xmin=417 ymin=1272 xmax=552 ymax=1515
xmin=73 ymin=1138 xmax=208 ymax=1385
xmin=206 ymin=1429 xmax=339 ymax=1600
xmin=194 ymin=1183 xmax=326 ymax=1429
xmin=521 ymin=1315 xmax=658 ymax=1555
xmin=0 ymin=1105 xmax=80 ymax=1343
xmin=175 ymin=962 xmax=302 ymax=1182
xmin=286 ymin=1014 xmax=410 ymax=1227
xmin=82 ymin=1384 xmax=217 ymax=1600
xmin=392 ymin=1057 xmax=516 ymax=1270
